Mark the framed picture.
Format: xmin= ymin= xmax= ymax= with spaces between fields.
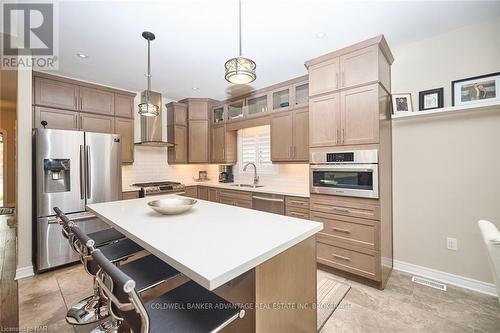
xmin=419 ymin=88 xmax=443 ymax=111
xmin=452 ymin=72 xmax=500 ymax=106
xmin=391 ymin=93 xmax=413 ymax=115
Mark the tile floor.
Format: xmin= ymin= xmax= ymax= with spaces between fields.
xmin=18 ymin=265 xmax=500 ymax=333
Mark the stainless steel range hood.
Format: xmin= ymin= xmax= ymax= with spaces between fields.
xmin=135 ymin=90 xmax=174 ymax=147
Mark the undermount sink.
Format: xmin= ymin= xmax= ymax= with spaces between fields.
xmin=230 ymin=183 xmax=265 ymax=188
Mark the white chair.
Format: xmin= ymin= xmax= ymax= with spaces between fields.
xmin=478 ymin=220 xmax=500 ymax=302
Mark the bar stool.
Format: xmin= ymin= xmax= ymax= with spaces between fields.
xmin=67 ymin=213 xmax=182 ymax=333
xmin=54 ymin=207 xmax=143 ymax=327
xmin=54 ymin=207 xmax=125 ymax=247
xmin=92 ymin=249 xmax=245 ymax=333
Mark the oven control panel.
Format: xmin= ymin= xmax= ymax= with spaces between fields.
xmin=326 ymin=152 xmax=354 ymax=162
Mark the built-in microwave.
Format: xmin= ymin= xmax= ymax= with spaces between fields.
xmin=310 ymin=149 xmax=379 ymax=199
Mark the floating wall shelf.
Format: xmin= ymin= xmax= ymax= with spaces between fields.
xmin=391 ymin=101 xmax=500 ymax=121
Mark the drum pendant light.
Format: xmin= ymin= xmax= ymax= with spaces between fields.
xmin=224 ymin=0 xmax=256 ymax=84
xmin=138 ymin=31 xmax=159 ymax=117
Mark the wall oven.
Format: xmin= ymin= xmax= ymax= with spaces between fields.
xmin=310 ymin=149 xmax=379 ymax=199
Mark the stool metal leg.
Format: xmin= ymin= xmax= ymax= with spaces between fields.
xmin=66 ymin=277 xmax=110 ymax=325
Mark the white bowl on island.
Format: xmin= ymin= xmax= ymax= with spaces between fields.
xmin=147 ymin=198 xmax=197 ymax=215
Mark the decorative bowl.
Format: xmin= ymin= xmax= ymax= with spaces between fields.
xmin=147 ymin=198 xmax=197 ymax=215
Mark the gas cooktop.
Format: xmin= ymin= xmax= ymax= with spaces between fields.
xmin=132 ymin=181 xmax=185 ymax=196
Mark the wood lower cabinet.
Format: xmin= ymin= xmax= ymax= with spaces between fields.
xmin=218 ymin=189 xmax=252 ymax=209
xmin=188 ymin=120 xmax=209 ymax=163
xmin=340 ymin=84 xmax=379 ymax=145
xmin=79 ymin=113 xmax=115 ymax=133
xmin=34 ymin=106 xmax=79 ymax=130
xmin=198 ymin=186 xmax=208 ymax=200
xmin=208 ymin=188 xmax=220 ymax=202
xmin=271 ymin=108 xmax=309 ymax=162
xmin=211 ymin=124 xmax=237 ymax=164
xmin=122 ymin=191 xmax=140 ymax=200
xmin=114 ymin=94 xmax=134 ymax=118
xmin=34 ymin=77 xmax=79 ymax=110
xmin=79 ymin=86 xmax=114 ymax=115
xmin=182 ymin=186 xmax=198 ymax=198
xmin=114 ymin=118 xmax=134 ymax=163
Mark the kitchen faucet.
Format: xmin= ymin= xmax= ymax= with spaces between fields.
xmin=243 ymin=162 xmax=259 ymax=185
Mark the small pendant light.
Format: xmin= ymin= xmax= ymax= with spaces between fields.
xmin=224 ymin=0 xmax=256 ymax=84
xmin=138 ymin=31 xmax=159 ymax=117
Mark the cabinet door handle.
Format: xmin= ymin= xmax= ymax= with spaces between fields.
xmin=332 ymin=227 xmax=350 ymax=234
xmin=292 ymin=146 xmax=295 ymax=158
xmin=333 ymin=207 xmax=350 ymax=213
xmin=336 ymin=73 xmax=339 ymax=89
xmin=74 ymin=95 xmax=77 ymax=109
xmin=80 ymin=96 xmax=83 ymax=110
xmin=332 ymin=253 xmax=351 ymax=261
xmin=342 ymin=129 xmax=345 ymax=144
xmin=336 ymin=129 xmax=339 ymax=144
xmin=341 ymin=72 xmax=345 ymax=87
xmin=222 ymin=148 xmax=225 ymax=159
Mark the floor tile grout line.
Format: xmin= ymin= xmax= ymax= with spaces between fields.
xmin=54 ymin=274 xmax=77 ymax=333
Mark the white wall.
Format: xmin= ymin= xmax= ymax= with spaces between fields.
xmin=391 ymin=16 xmax=500 ymax=283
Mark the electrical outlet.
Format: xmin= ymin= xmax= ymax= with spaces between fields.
xmin=447 ymin=237 xmax=458 ymax=251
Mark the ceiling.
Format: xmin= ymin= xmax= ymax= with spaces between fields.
xmin=44 ymin=0 xmax=500 ymax=101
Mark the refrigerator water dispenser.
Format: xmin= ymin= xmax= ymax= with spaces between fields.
xmin=44 ymin=159 xmax=71 ymax=193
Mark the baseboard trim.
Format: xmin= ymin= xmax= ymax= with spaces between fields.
xmin=393 ymin=260 xmax=497 ymax=297
xmin=14 ymin=265 xmax=34 ymax=280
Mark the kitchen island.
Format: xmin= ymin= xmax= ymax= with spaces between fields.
xmin=87 ymin=195 xmax=323 ymax=333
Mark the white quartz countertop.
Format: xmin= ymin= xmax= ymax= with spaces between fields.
xmin=87 ymin=195 xmax=322 ymax=290
xmin=184 ymin=181 xmax=310 ymax=198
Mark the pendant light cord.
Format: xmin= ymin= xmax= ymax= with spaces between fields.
xmin=146 ymin=39 xmax=151 ymax=101
xmin=238 ymin=0 xmax=242 ymax=56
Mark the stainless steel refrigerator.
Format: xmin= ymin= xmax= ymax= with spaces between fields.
xmin=33 ymin=128 xmax=122 ymax=271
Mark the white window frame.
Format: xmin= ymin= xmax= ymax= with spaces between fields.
xmin=237 ymin=125 xmax=278 ymax=175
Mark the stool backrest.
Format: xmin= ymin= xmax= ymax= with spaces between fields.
xmin=53 ymin=207 xmax=73 ymax=240
xmin=478 ymin=220 xmax=500 ymax=301
xmin=69 ymin=223 xmax=101 ymax=276
xmin=92 ymin=249 xmax=150 ymax=333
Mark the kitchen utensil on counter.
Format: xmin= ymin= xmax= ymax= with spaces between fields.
xmin=218 ymin=165 xmax=234 ymax=183
xmin=147 ymin=198 xmax=197 ymax=215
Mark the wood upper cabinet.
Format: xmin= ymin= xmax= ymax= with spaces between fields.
xmin=114 ymin=94 xmax=134 ymax=118
xmin=340 ymin=45 xmax=379 ymax=89
xmin=34 ymin=106 xmax=79 ymax=130
xmin=340 ymin=84 xmax=379 ymax=145
xmin=166 ymin=102 xmax=188 ymax=126
xmin=34 ymin=77 xmax=79 ymax=110
xmin=166 ymin=102 xmax=188 ymax=164
xmin=309 ymin=58 xmax=339 ymax=97
xmin=168 ymin=125 xmax=188 ymax=164
xmin=309 ymin=93 xmax=340 ymax=147
xmin=293 ymin=108 xmax=309 ymax=161
xmin=271 ymin=108 xmax=308 ymax=162
xmin=211 ymin=124 xmax=236 ymax=164
xmin=79 ymin=113 xmax=114 ymax=133
xmin=79 ymin=86 xmax=114 ymax=115
xmin=271 ymin=112 xmax=293 ymax=161
xmin=188 ymin=120 xmax=209 ymax=163
xmin=114 ymin=117 xmax=134 ymax=163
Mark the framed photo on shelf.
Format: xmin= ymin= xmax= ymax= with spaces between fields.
xmin=419 ymin=88 xmax=443 ymax=111
xmin=391 ymin=93 xmax=413 ymax=115
xmin=452 ymin=72 xmax=500 ymax=106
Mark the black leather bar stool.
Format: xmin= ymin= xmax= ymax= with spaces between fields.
xmin=92 ymin=249 xmax=245 ymax=333
xmin=67 ymin=214 xmax=182 ymax=333
xmin=54 ymin=207 xmax=143 ymax=327
xmin=54 ymin=207 xmax=125 ymax=247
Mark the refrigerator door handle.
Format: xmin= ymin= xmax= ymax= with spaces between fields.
xmin=79 ymin=145 xmax=85 ymax=199
xmin=85 ymin=145 xmax=91 ymax=199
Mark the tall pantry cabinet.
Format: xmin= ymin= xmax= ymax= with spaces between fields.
xmin=305 ymin=35 xmax=394 ymax=289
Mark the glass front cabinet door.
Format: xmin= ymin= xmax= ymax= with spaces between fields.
xmin=212 ymin=105 xmax=225 ymax=124
xmin=294 ymin=82 xmax=309 ymax=108
xmin=246 ymin=93 xmax=269 ymax=117
xmin=227 ymin=100 xmax=245 ymax=121
xmin=272 ymin=87 xmax=291 ymax=111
